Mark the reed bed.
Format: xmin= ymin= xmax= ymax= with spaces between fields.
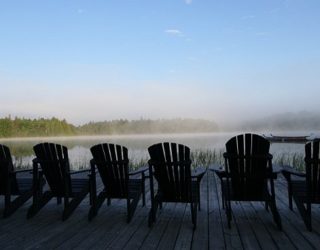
xmin=14 ymin=149 xmax=305 ymax=172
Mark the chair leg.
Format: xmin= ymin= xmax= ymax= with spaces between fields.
xmin=3 ymin=191 xmax=32 ymax=218
xmin=127 ymin=191 xmax=141 ymax=223
xmin=265 ymin=201 xmax=269 ymax=211
xmin=57 ymin=197 xmax=62 ymax=205
xmin=268 ymin=199 xmax=282 ymax=230
xmin=88 ymin=191 xmax=106 ymax=221
xmin=221 ymin=192 xmax=225 ymax=210
xmin=62 ymin=188 xmax=88 ymax=221
xmin=27 ymin=191 xmax=53 ymax=219
xmin=141 ymin=177 xmax=146 ymax=207
xmin=148 ymin=197 xmax=159 ymax=227
xmin=282 ymin=171 xmax=293 ymax=210
xmin=293 ymin=195 xmax=312 ymax=231
xmin=198 ymin=181 xmax=201 ymax=211
xmin=191 ymin=202 xmax=197 ymax=230
xmin=226 ymin=200 xmax=232 ymax=228
xmin=288 ymin=183 xmax=293 ymax=210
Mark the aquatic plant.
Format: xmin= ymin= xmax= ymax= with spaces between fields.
xmin=13 ymin=149 xmax=305 ymax=172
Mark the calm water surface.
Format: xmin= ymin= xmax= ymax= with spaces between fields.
xmin=0 ymin=133 xmax=305 ymax=170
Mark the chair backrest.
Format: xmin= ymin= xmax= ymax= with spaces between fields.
xmin=90 ymin=143 xmax=129 ymax=197
xmin=224 ymin=134 xmax=272 ymax=200
xmin=305 ymin=140 xmax=320 ymax=202
xmin=148 ymin=142 xmax=192 ymax=202
xmin=33 ymin=142 xmax=71 ymax=196
xmin=0 ymin=144 xmax=15 ymax=194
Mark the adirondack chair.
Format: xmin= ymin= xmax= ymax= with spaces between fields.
xmin=88 ymin=143 xmax=147 ymax=223
xmin=27 ymin=142 xmax=92 ymax=220
xmin=148 ymin=142 xmax=206 ymax=229
xmin=0 ymin=144 xmax=34 ymax=217
xmin=282 ymin=140 xmax=320 ymax=231
xmin=219 ymin=134 xmax=282 ymax=229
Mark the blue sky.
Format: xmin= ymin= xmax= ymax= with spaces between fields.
xmin=0 ymin=0 xmax=320 ymax=125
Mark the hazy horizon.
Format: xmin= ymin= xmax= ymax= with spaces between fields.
xmin=1 ymin=1 xmax=319 ymax=125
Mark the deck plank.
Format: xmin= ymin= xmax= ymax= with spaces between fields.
xmin=2 ymin=173 xmax=320 ymax=249
xmin=208 ymin=172 xmax=226 ymax=250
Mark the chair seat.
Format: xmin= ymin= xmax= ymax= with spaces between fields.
xmin=291 ymin=179 xmax=306 ymax=199
xmin=156 ymin=180 xmax=198 ymax=203
xmin=70 ymin=178 xmax=90 ymax=194
xmin=221 ymin=179 xmax=270 ymax=201
xmin=128 ymin=178 xmax=143 ymax=198
xmin=291 ymin=179 xmax=320 ymax=203
xmin=14 ymin=178 xmax=33 ymax=194
xmin=100 ymin=178 xmax=143 ymax=198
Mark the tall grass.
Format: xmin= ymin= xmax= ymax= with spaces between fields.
xmin=191 ymin=149 xmax=224 ymax=168
xmin=14 ymin=149 xmax=306 ymax=172
xmin=71 ymin=151 xmax=304 ymax=172
xmin=272 ymin=152 xmax=305 ymax=171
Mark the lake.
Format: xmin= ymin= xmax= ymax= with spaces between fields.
xmin=0 ymin=133 xmax=306 ymax=170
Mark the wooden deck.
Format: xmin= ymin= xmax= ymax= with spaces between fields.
xmin=1 ymin=171 xmax=320 ymax=249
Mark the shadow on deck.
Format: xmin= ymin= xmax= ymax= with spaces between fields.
xmin=1 ymin=172 xmax=320 ymax=249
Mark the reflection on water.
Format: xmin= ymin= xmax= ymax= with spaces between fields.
xmin=0 ymin=133 xmax=306 ymax=170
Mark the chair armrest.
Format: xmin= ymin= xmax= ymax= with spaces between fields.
xmin=208 ymin=164 xmax=226 ymax=179
xmin=191 ymin=166 xmax=207 ymax=179
xmin=282 ymin=165 xmax=305 ymax=177
xmin=13 ymin=169 xmax=33 ymax=174
xmin=69 ymin=169 xmax=91 ymax=175
xmin=129 ymin=166 xmax=148 ymax=176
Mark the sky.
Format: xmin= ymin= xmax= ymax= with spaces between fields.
xmin=0 ymin=0 xmax=320 ymax=125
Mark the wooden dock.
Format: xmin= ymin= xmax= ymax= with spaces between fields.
xmin=1 ymin=171 xmax=320 ymax=249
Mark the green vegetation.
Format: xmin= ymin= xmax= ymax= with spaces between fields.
xmin=0 ymin=116 xmax=219 ymax=138
xmin=128 ymin=150 xmax=305 ymax=171
xmin=0 ymin=116 xmax=76 ymax=138
xmin=12 ymin=146 xmax=305 ymax=172
xmin=273 ymin=152 xmax=305 ymax=171
xmin=78 ymin=118 xmax=219 ymax=135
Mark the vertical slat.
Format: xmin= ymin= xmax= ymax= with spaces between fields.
xmin=178 ymin=144 xmax=186 ymax=200
xmin=184 ymin=145 xmax=191 ymax=200
xmin=226 ymin=136 xmax=239 ymax=198
xmin=314 ymin=141 xmax=320 ymax=198
xmin=305 ymin=142 xmax=312 ymax=200
xmin=171 ymin=143 xmax=179 ymax=199
xmin=148 ymin=142 xmax=192 ymax=202
xmin=164 ymin=142 xmax=173 ymax=183
xmin=33 ymin=143 xmax=69 ymax=196
xmin=245 ymin=133 xmax=251 ymax=175
xmin=90 ymin=143 xmax=130 ymax=197
xmin=109 ymin=144 xmax=118 ymax=182
xmin=116 ymin=144 xmax=125 ymax=195
xmin=225 ymin=134 xmax=270 ymax=200
xmin=313 ymin=141 xmax=319 ymax=196
xmin=163 ymin=142 xmax=173 ymax=197
xmin=92 ymin=144 xmax=108 ymax=189
xmin=238 ymin=134 xmax=245 ymax=193
xmin=0 ymin=144 xmax=15 ymax=194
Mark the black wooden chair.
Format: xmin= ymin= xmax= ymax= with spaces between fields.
xmin=148 ymin=142 xmax=206 ymax=229
xmin=216 ymin=134 xmax=282 ymax=229
xmin=282 ymin=140 xmax=320 ymax=231
xmin=88 ymin=143 xmax=147 ymax=223
xmin=0 ymin=144 xmax=34 ymax=217
xmin=27 ymin=142 xmax=92 ymax=221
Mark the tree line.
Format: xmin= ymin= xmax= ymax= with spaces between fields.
xmin=0 ymin=116 xmax=76 ymax=137
xmin=0 ymin=116 xmax=219 ymax=138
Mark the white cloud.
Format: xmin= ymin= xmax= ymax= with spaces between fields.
xmin=165 ymin=29 xmax=183 ymax=36
xmin=185 ymin=0 xmax=192 ymax=4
